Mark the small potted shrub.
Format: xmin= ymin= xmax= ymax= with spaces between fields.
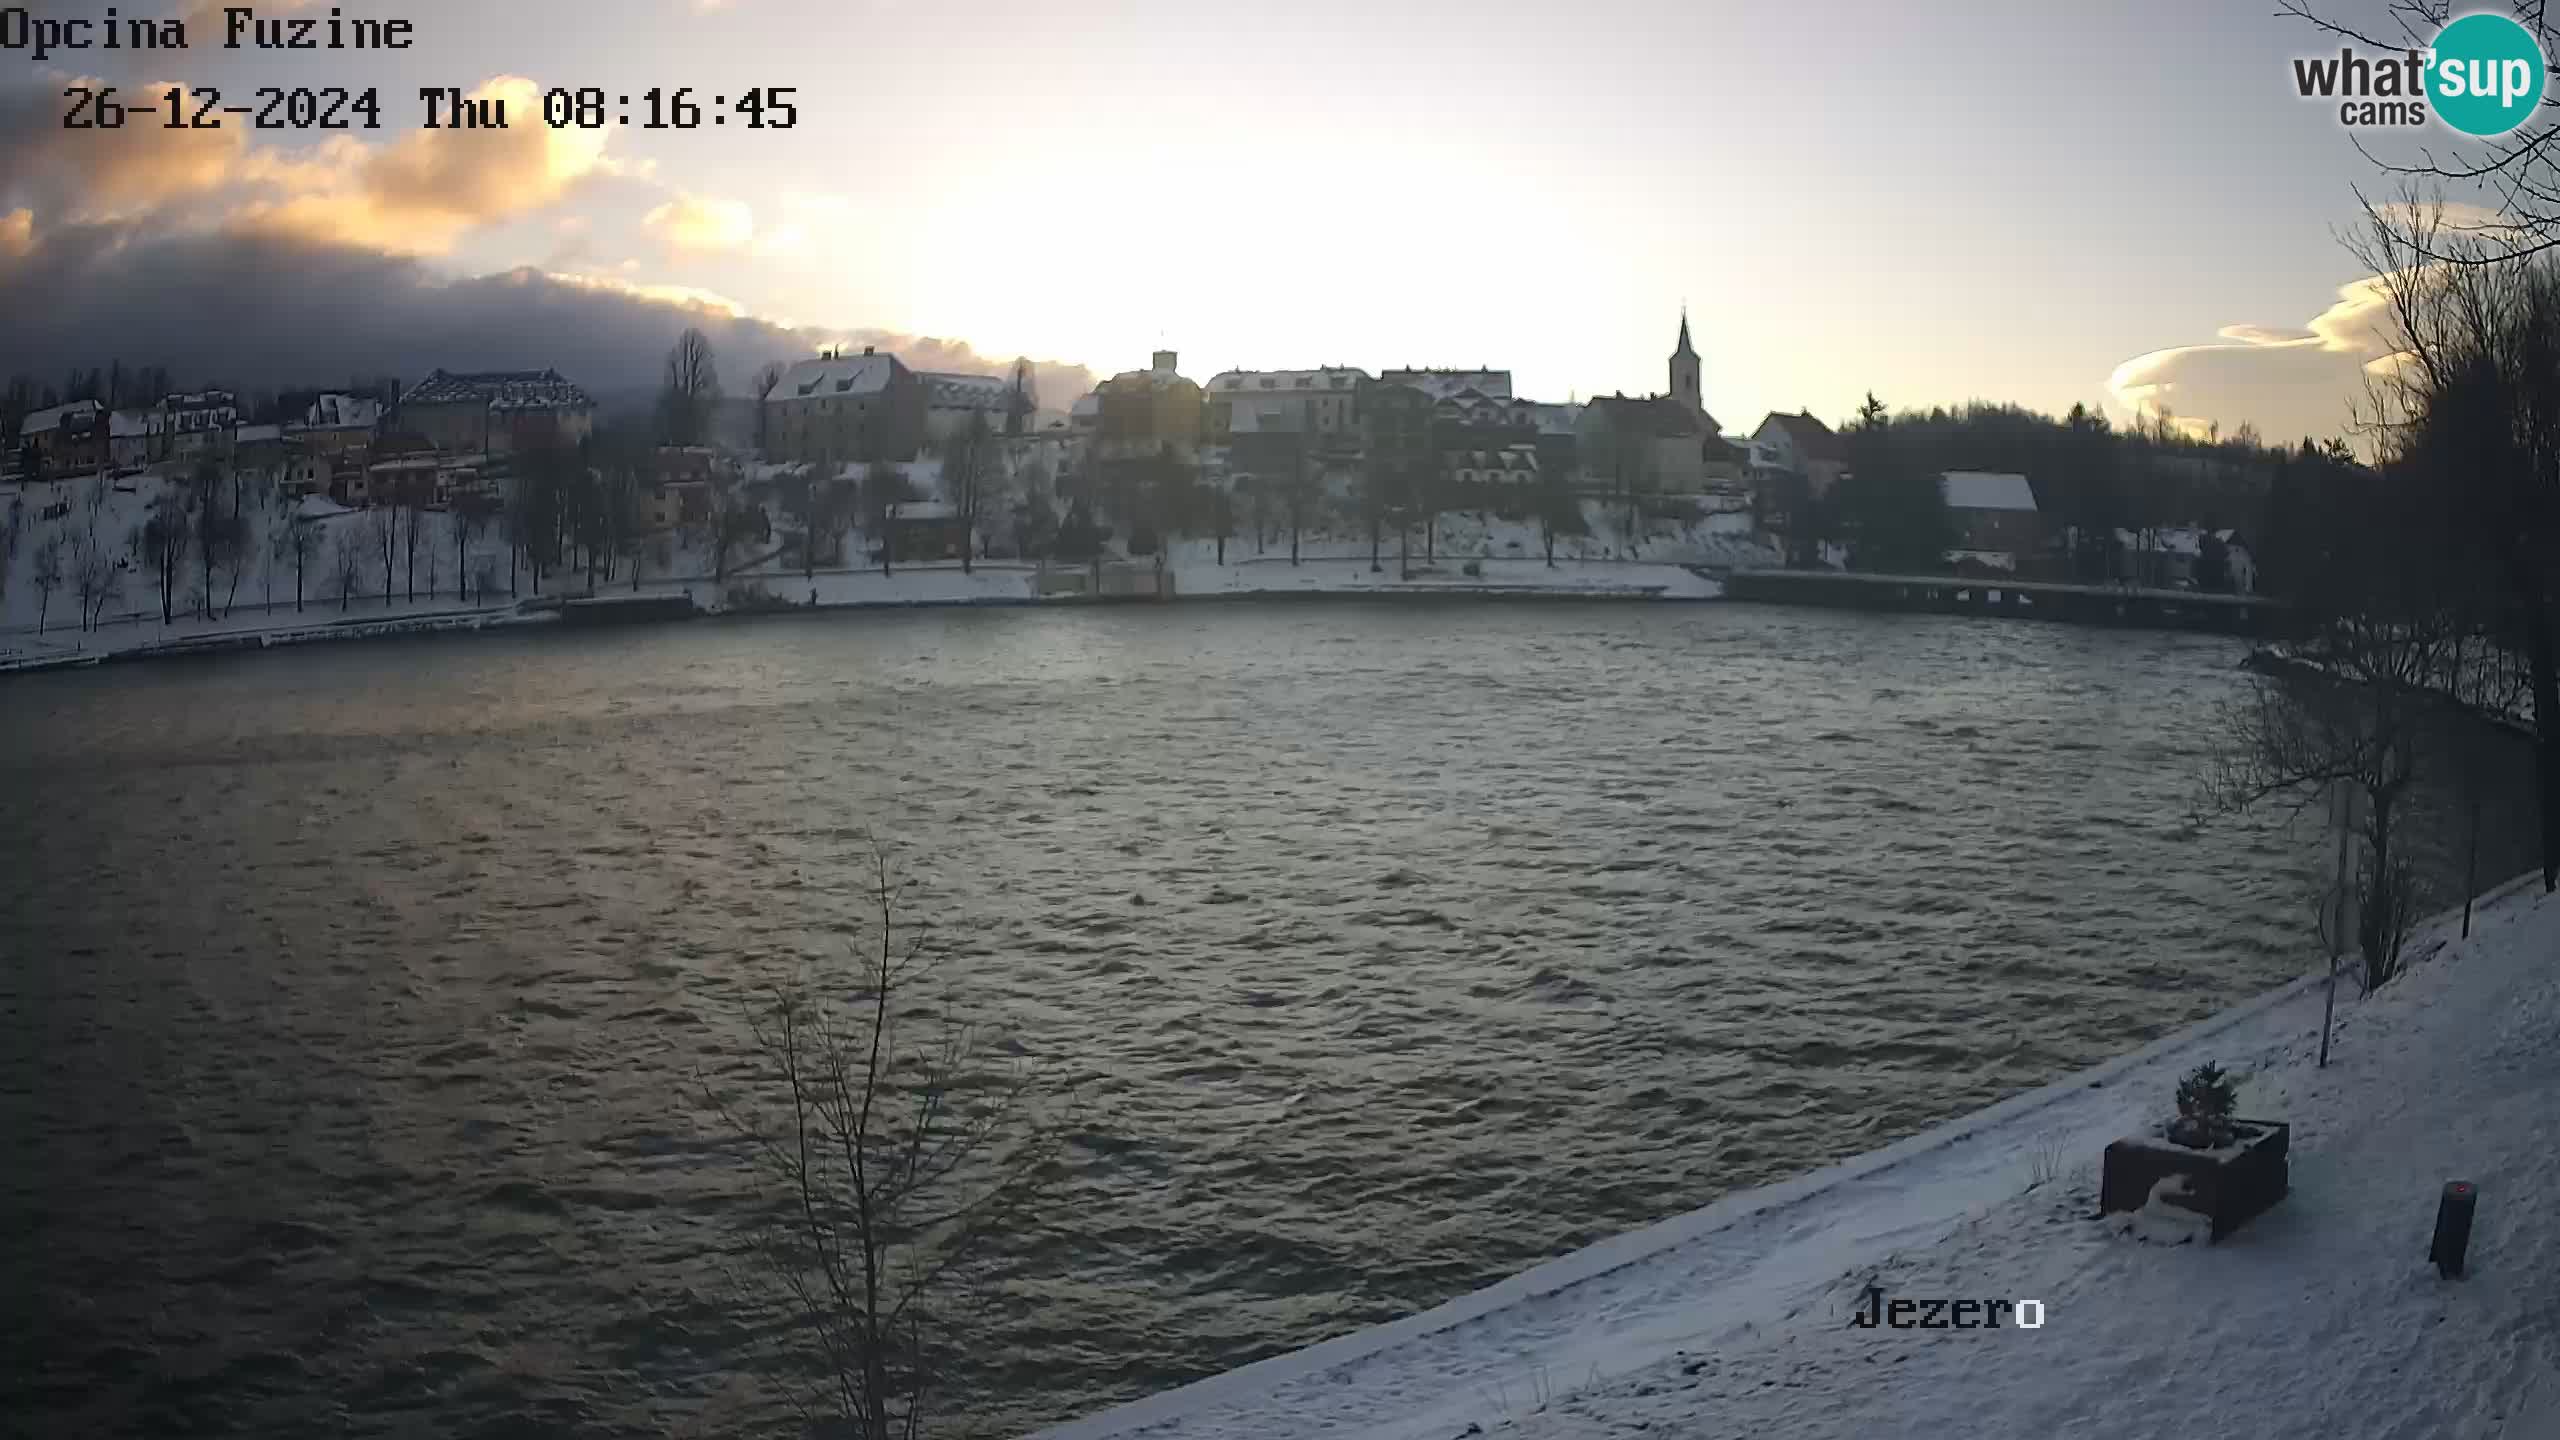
xmin=2099 ymin=1061 xmax=2290 ymax=1242
xmin=2167 ymin=1061 xmax=2238 ymax=1149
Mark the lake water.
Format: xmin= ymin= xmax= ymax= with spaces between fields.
xmin=0 ymin=602 xmax=2536 ymax=1437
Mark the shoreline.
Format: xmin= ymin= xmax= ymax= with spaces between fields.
xmin=1033 ymin=869 xmax=2558 ymax=1440
xmin=0 ymin=561 xmax=1725 ymax=676
xmin=0 ymin=560 xmax=2292 ymax=679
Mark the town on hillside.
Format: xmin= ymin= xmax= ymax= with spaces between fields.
xmin=0 ymin=313 xmax=2312 ymax=645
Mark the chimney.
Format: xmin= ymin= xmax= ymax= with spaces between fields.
xmin=1152 ymin=349 xmax=1177 ymax=375
xmin=863 ymin=345 xmax=875 ymax=356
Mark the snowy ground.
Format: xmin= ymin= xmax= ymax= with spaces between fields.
xmin=1039 ymin=876 xmax=2560 ymax=1440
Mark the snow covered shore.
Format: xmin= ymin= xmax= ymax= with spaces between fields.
xmin=1040 ymin=876 xmax=2560 ymax=1440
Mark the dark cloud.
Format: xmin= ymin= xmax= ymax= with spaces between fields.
xmin=0 ymin=220 xmax=1095 ymax=408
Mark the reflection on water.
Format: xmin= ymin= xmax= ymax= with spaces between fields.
xmin=0 ymin=603 xmax=2534 ymax=1436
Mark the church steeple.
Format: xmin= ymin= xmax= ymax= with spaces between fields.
xmin=1669 ymin=306 xmax=1702 ymax=418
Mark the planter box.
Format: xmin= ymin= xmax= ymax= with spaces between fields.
xmin=2100 ymin=1118 xmax=2290 ymax=1243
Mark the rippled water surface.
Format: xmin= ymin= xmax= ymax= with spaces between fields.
xmin=1 ymin=603 xmax=2535 ymax=1437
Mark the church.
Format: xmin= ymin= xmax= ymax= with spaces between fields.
xmin=1572 ymin=309 xmax=1743 ymax=497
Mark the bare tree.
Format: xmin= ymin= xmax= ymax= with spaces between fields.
xmin=261 ymin=482 xmax=295 ymax=611
xmin=70 ymin=511 xmax=121 ymax=632
xmin=754 ymin=361 xmax=787 ymax=457
xmin=711 ymin=489 xmax=764 ymax=588
xmin=2206 ymin=599 xmax=2450 ymax=990
xmin=1005 ymin=357 xmax=1037 ymax=438
xmin=30 ymin=533 xmax=62 ymax=633
xmin=2350 ymin=207 xmax=2560 ymax=891
xmin=945 ymin=412 xmax=997 ymax=576
xmin=367 ymin=506 xmax=395 ymax=608
xmin=660 ymin=328 xmax=724 ymax=447
xmin=141 ymin=482 xmax=190 ymax=625
xmin=453 ymin=499 xmax=487 ymax=605
xmin=328 ymin=527 xmax=365 ymax=613
xmin=707 ymin=847 xmax=1055 ymax=1440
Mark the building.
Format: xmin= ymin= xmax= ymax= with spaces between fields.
xmin=920 ymin=371 xmax=1020 ymax=443
xmin=1669 ymin=309 xmax=1707 ymax=425
xmin=1205 ymin=368 xmax=1369 ymax=444
xmin=2112 ymin=526 xmax=2256 ymax=592
xmin=1752 ymin=412 xmax=1849 ymax=498
xmin=286 ymin=393 xmax=384 ymax=456
xmin=1356 ymin=378 xmax=1434 ymax=493
xmin=233 ymin=423 xmax=287 ymax=475
xmin=1444 ymin=444 xmax=1539 ymax=489
xmin=765 ymin=349 xmax=925 ymax=465
xmin=1378 ymin=368 xmax=1512 ymax=402
xmin=1092 ymin=350 xmax=1205 ymax=461
xmin=398 ymin=369 xmax=595 ymax=458
xmin=1941 ymin=470 xmax=2042 ymax=565
xmin=21 ymin=400 xmax=107 ymax=477
xmin=885 ymin=499 xmax=969 ymax=560
xmin=1579 ymin=395 xmax=1709 ymax=495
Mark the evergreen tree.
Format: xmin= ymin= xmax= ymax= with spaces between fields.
xmin=1834 ymin=394 xmax=1953 ymax=573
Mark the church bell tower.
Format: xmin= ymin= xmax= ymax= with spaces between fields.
xmin=1670 ymin=307 xmax=1702 ymax=419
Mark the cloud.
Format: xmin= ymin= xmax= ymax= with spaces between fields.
xmin=2105 ymin=275 xmax=2404 ymax=444
xmin=2 ymin=74 xmax=607 ymax=255
xmin=644 ymin=192 xmax=757 ymax=255
xmin=0 ymin=218 xmax=1096 ymax=414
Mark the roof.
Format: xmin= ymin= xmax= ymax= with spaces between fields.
xmin=235 ymin=423 xmax=283 ymax=444
xmin=920 ymin=372 xmax=1013 ymax=408
xmin=1528 ymin=403 xmax=1581 ymax=436
xmin=1208 ymin=368 xmax=1370 ymax=394
xmin=1941 ymin=471 xmax=2039 ymax=512
xmin=888 ymin=500 xmax=958 ymax=522
xmin=1754 ymin=411 xmax=1846 ymax=463
xmin=401 ymin=369 xmax=594 ymax=412
xmin=1586 ymin=394 xmax=1704 ymax=438
xmin=774 ymin=353 xmax=901 ymax=402
xmin=1379 ymin=369 xmax=1513 ymax=401
xmin=298 ymin=394 xmax=382 ymax=431
xmin=21 ymin=400 xmax=102 ymax=436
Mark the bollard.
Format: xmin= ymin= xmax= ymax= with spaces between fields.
xmin=2428 ymin=1180 xmax=2478 ymax=1278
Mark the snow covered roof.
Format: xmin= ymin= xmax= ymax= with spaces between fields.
xmin=297 ymin=394 xmax=383 ymax=431
xmin=235 ymin=423 xmax=283 ymax=444
xmin=1379 ymin=369 xmax=1513 ymax=401
xmin=920 ymin=372 xmax=1012 ymax=408
xmin=1207 ymin=368 xmax=1370 ymax=394
xmin=888 ymin=500 xmax=958 ymax=522
xmin=294 ymin=494 xmax=356 ymax=522
xmin=20 ymin=400 xmax=102 ymax=436
xmin=401 ymin=369 xmax=594 ymax=412
xmin=1940 ymin=470 xmax=2038 ymax=512
xmin=778 ymin=353 xmax=898 ymax=401
xmin=109 ymin=409 xmax=153 ymax=439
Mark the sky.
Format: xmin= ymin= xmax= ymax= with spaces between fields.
xmin=0 ymin=0 xmax=2502 ymax=439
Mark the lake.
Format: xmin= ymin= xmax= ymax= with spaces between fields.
xmin=0 ymin=602 xmax=2535 ymax=1436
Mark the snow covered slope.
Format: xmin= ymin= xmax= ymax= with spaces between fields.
xmin=1041 ymin=876 xmax=2559 ymax=1440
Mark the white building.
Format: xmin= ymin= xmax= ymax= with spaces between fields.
xmin=920 ymin=371 xmax=1018 ymax=442
xmin=1206 ymin=368 xmax=1370 ymax=439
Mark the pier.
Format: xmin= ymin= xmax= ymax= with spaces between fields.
xmin=1720 ymin=569 xmax=2280 ymax=635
